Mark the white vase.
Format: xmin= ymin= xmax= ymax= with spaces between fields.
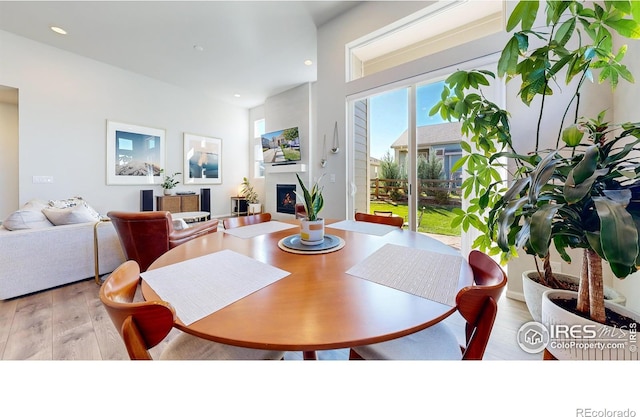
xmin=541 ymin=289 xmax=639 ymax=360
xmin=163 ymin=189 xmax=173 ymax=196
xmin=522 ymin=270 xmax=626 ymax=323
xmin=300 ymin=218 xmax=325 ymax=245
xmin=248 ymin=203 xmax=262 ymax=215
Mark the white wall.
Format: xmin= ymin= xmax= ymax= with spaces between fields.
xmin=0 ymin=99 xmax=18 ymax=219
xmin=316 ymin=1 xmax=432 ymax=220
xmin=0 ymin=30 xmax=249 ymax=218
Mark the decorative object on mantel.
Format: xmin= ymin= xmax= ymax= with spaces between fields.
xmin=160 ymin=170 xmax=181 ymax=195
xmin=240 ymin=177 xmax=261 ymax=214
xmin=330 ymin=121 xmax=339 ymax=154
xmin=295 ymin=173 xmax=325 ymax=245
xmin=320 ymin=134 xmax=328 ymax=167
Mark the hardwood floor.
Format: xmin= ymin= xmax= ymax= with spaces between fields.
xmin=0 ymin=276 xmax=539 ymax=360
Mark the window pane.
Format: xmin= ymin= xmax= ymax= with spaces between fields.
xmin=254 ymin=119 xmax=265 ymax=177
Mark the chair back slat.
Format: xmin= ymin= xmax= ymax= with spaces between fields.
xmin=456 ymin=250 xmax=507 ymax=360
xmin=295 ymin=204 xmax=307 ymax=219
xmin=354 ymin=212 xmax=404 ymax=228
xmin=223 ymin=213 xmax=272 ymax=229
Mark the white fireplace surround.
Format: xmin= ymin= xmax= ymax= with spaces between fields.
xmin=264 ymin=164 xmax=307 ymax=221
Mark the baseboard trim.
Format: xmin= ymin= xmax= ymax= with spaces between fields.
xmin=506 ymin=289 xmax=525 ymax=302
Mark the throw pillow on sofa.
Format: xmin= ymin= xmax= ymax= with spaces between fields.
xmin=2 ymin=199 xmax=54 ymax=230
xmin=42 ymin=204 xmax=101 ymax=226
xmin=48 ymin=196 xmax=86 ymax=208
xmin=49 ymin=196 xmax=100 ymax=215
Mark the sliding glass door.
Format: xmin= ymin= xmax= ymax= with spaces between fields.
xmin=347 ymin=57 xmax=502 ymax=253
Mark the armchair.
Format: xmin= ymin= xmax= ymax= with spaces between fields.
xmin=107 ymin=211 xmax=219 ymax=272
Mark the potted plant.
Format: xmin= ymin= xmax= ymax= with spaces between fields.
xmin=431 ymin=0 xmax=640 ymax=347
xmin=295 ymin=173 xmax=325 ymax=245
xmin=160 ymin=170 xmax=181 ymax=195
xmin=240 ymin=177 xmax=261 ymax=214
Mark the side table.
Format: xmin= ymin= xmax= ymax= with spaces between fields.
xmin=172 ymin=211 xmax=210 ymax=223
xmin=93 ymin=217 xmax=112 ymax=285
xmin=230 ymin=197 xmax=248 ymax=216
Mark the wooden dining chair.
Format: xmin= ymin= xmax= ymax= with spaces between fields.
xmin=354 ymin=212 xmax=404 ymax=228
xmin=349 ymin=250 xmax=507 ymax=360
xmin=99 ymin=260 xmax=285 ymax=360
xmin=107 ymin=211 xmax=219 ymax=272
xmin=295 ymin=203 xmax=307 ymax=219
xmin=223 ymin=212 xmax=272 ymax=229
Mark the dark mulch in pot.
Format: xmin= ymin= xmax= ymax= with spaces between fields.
xmin=551 ymin=298 xmax=639 ymax=328
xmin=530 ymin=275 xmax=617 ymax=300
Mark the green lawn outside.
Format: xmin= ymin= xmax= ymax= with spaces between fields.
xmin=369 ymin=202 xmax=461 ymax=236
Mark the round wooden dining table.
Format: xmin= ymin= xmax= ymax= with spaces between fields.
xmin=142 ymin=219 xmax=473 ymax=356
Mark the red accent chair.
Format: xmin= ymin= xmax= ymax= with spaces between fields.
xmin=107 ymin=211 xmax=219 ymax=272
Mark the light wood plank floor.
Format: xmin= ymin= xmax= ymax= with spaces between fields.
xmin=0 ymin=277 xmax=539 ymax=360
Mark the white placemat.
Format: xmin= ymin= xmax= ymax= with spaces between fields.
xmin=346 ymin=243 xmax=462 ymax=306
xmin=141 ymin=250 xmax=290 ymax=325
xmin=223 ymin=221 xmax=297 ymax=239
xmin=327 ymin=220 xmax=398 ymax=236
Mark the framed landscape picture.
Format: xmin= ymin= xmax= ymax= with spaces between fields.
xmin=106 ymin=121 xmax=165 ymax=185
xmin=183 ymin=133 xmax=222 ymax=185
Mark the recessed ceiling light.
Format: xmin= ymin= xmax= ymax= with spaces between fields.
xmin=304 ymin=59 xmax=313 ymax=66
xmin=50 ymin=26 xmax=67 ymax=35
xmin=234 ymin=93 xmax=241 ymax=98
xmin=193 ymin=45 xmax=204 ymax=52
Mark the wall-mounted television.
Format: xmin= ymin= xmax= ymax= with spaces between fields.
xmin=261 ymin=126 xmax=301 ymax=165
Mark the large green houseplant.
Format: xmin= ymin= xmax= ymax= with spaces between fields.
xmin=431 ymin=0 xmax=640 ymax=325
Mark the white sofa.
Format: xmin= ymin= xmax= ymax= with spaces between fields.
xmin=0 ymin=220 xmax=126 ymax=300
xmin=0 ymin=198 xmax=126 ymax=300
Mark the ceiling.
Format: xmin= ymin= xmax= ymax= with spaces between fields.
xmin=0 ymin=1 xmax=363 ymax=108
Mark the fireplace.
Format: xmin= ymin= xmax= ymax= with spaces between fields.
xmin=276 ymin=184 xmax=296 ymax=215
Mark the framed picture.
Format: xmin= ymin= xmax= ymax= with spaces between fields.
xmin=183 ymin=133 xmax=222 ymax=185
xmin=106 ymin=121 xmax=165 ymax=185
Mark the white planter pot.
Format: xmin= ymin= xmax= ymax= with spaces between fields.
xmin=163 ymin=188 xmax=173 ymax=196
xmin=522 ymin=270 xmax=626 ymax=323
xmin=299 ymin=218 xmax=325 ymax=245
xmin=541 ymin=289 xmax=639 ymax=360
xmin=248 ymin=203 xmax=262 ymax=214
